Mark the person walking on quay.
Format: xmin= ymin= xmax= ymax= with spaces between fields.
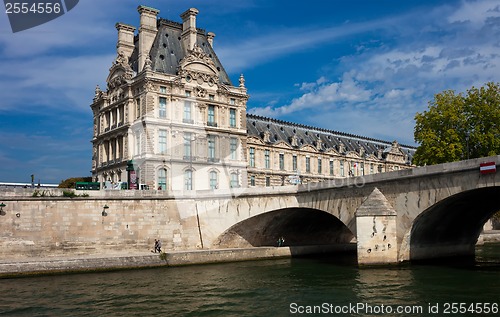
xmin=277 ymin=236 xmax=285 ymax=247
xmin=153 ymin=239 xmax=160 ymax=253
xmin=156 ymin=239 xmax=162 ymax=253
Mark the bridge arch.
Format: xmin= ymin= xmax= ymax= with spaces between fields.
xmin=409 ymin=187 xmax=500 ymax=261
xmin=213 ymin=207 xmax=354 ymax=248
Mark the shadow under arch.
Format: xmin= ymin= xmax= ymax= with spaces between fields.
xmin=213 ymin=207 xmax=354 ymax=248
xmin=410 ymin=186 xmax=500 ymax=261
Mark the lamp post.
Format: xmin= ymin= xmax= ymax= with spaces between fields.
xmin=102 ymin=204 xmax=109 ymax=216
xmin=465 ymin=131 xmax=470 ymax=160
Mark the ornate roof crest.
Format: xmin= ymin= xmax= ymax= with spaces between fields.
xmin=178 ymin=44 xmax=218 ymax=75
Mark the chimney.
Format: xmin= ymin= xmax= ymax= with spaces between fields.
xmin=137 ymin=5 xmax=160 ymax=72
xmin=207 ymin=32 xmax=215 ymax=47
xmin=115 ymin=23 xmax=136 ymax=59
xmin=180 ymin=8 xmax=199 ymax=51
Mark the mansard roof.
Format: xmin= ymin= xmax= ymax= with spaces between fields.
xmin=129 ymin=18 xmax=232 ymax=86
xmin=246 ymin=114 xmax=416 ymax=161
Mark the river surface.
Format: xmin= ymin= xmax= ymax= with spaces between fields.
xmin=1 ymin=244 xmax=499 ymax=317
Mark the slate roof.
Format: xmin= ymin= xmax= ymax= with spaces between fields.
xmin=129 ymin=18 xmax=232 ymax=86
xmin=246 ymin=114 xmax=416 ymax=161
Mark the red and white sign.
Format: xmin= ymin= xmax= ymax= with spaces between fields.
xmin=480 ymin=162 xmax=496 ymax=174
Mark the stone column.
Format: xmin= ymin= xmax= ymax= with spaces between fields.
xmin=355 ymin=187 xmax=398 ymax=265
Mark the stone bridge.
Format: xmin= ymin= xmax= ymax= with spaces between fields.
xmin=1 ymin=156 xmax=500 ymax=265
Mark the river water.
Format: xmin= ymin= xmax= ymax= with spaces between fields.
xmin=1 ymin=244 xmax=499 ymax=317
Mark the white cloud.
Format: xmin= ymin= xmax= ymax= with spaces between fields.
xmin=447 ymin=0 xmax=500 ymax=27
xmin=217 ymin=14 xmax=404 ymax=73
xmin=250 ymin=0 xmax=500 ymax=144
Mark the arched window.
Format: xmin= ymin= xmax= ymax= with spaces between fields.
xmin=209 ymin=170 xmax=218 ymax=189
xmin=184 ymin=169 xmax=193 ymax=190
xmin=158 ymin=169 xmax=167 ymax=190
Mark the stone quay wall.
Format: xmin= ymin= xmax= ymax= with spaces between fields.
xmin=0 ymin=194 xmax=203 ymax=258
xmin=0 ymin=187 xmax=298 ymax=259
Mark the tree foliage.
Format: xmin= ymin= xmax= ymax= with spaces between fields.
xmin=413 ymin=82 xmax=500 ymax=166
xmin=58 ymin=177 xmax=92 ymax=189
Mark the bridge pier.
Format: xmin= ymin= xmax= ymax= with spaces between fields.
xmin=355 ymin=188 xmax=398 ymax=265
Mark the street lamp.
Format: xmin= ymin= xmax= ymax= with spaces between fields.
xmin=465 ymin=131 xmax=470 ymax=160
xmin=102 ymin=204 xmax=109 ymax=216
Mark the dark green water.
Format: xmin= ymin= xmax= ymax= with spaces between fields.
xmin=1 ymin=244 xmax=499 ymax=317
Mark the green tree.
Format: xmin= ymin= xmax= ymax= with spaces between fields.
xmin=58 ymin=177 xmax=92 ymax=189
xmin=413 ymin=82 xmax=500 ymax=166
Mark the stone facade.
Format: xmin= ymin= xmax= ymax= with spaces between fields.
xmin=247 ymin=115 xmax=414 ymax=187
xmin=91 ymin=6 xmax=248 ymax=191
xmin=90 ymin=6 xmax=415 ymax=191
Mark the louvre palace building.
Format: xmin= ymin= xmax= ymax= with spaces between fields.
xmin=90 ymin=6 xmax=415 ymax=190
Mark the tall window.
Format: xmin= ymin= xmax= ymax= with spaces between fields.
xmin=159 ymin=97 xmax=167 ymax=118
xmin=229 ymin=108 xmax=236 ymax=128
xmin=230 ymin=138 xmax=237 ymax=160
xmin=318 ymin=158 xmax=322 ymax=174
xmin=330 ymin=160 xmax=334 ymax=176
xmin=135 ymin=133 xmax=141 ymax=156
xmin=183 ymin=101 xmax=192 ymax=122
xmin=158 ymin=129 xmax=167 ymax=154
xmin=370 ymin=163 xmax=374 ymax=174
xmin=209 ymin=171 xmax=217 ymax=190
xmin=230 ymin=98 xmax=235 ymax=105
xmin=249 ymin=147 xmax=255 ymax=167
xmin=208 ymin=135 xmax=216 ymax=159
xmin=340 ymin=160 xmax=345 ymax=176
xmin=292 ymin=155 xmax=297 ymax=171
xmin=361 ymin=162 xmax=365 ymax=175
xmin=184 ymin=132 xmax=192 ymax=158
xmin=184 ymin=169 xmax=192 ymax=190
xmin=265 ymin=176 xmax=270 ymax=187
xmin=279 ymin=153 xmax=285 ymax=170
xmin=230 ymin=172 xmax=239 ymax=188
xmin=306 ymin=157 xmax=311 ymax=173
xmin=159 ymin=86 xmax=167 ymax=94
xmin=208 ymin=105 xmax=215 ymax=126
xmin=158 ymin=169 xmax=167 ymax=190
xmin=135 ymin=98 xmax=140 ymax=119
xmin=250 ymin=175 xmax=255 ymax=186
xmin=264 ymin=150 xmax=270 ymax=169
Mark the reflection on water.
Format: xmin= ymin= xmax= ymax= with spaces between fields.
xmin=0 ymin=244 xmax=499 ymax=317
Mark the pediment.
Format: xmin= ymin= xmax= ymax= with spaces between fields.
xmin=345 ymin=151 xmax=360 ymax=158
xmin=299 ymin=144 xmax=317 ymax=152
xmin=324 ymin=148 xmax=340 ymax=156
xmin=184 ymin=61 xmax=216 ymax=75
xmin=178 ymin=45 xmax=219 ymax=80
xmin=106 ymin=64 xmax=132 ymax=90
xmin=365 ymin=154 xmax=379 ymax=161
xmin=274 ymin=141 xmax=293 ymax=149
xmin=247 ymin=136 xmax=265 ymax=145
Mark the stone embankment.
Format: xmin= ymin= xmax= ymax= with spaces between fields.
xmin=0 ymin=244 xmax=354 ymax=278
xmin=477 ymin=230 xmax=500 ymax=244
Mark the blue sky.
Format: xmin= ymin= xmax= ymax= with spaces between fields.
xmin=0 ymin=0 xmax=499 ymax=184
